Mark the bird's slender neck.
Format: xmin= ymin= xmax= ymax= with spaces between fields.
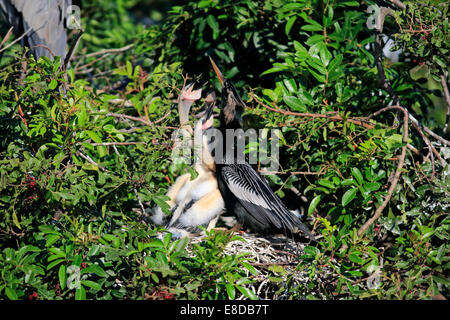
xmin=216 ymin=82 xmax=247 ymax=165
xmin=218 ymin=82 xmax=245 ymax=132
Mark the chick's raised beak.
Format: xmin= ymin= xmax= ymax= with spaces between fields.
xmin=209 ymin=56 xmax=224 ymax=86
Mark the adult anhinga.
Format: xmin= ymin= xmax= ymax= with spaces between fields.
xmin=150 ymin=83 xmax=224 ymax=237
xmin=209 ymin=57 xmax=315 ymax=240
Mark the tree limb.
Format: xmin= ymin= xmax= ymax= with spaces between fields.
xmin=357 ymin=105 xmax=408 ymax=237
xmin=250 ymin=92 xmax=375 ymax=129
xmin=440 ymin=73 xmax=450 ymax=135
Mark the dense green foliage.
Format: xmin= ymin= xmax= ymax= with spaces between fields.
xmin=0 ymin=0 xmax=448 ymax=300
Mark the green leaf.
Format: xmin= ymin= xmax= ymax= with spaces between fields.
xmin=308 ymin=195 xmax=321 ymax=216
xmin=285 ymin=16 xmax=296 ymax=35
xmin=348 ymin=252 xmax=365 ymax=264
xmin=81 ymin=280 xmax=102 ymax=291
xmin=317 ymin=43 xmax=332 ymax=66
xmin=163 ymin=233 xmax=172 ymax=247
xmin=12 ymin=210 xmax=21 ymax=230
xmin=75 ymin=285 xmax=86 ymax=300
xmin=342 ymin=188 xmax=358 ymax=207
xmin=363 ymin=182 xmax=381 ymax=193
xmin=301 ymin=24 xmax=323 ymax=31
xmin=305 ymin=34 xmax=325 ymax=46
xmin=47 ymin=258 xmax=64 ymax=270
xmin=86 ymin=130 xmax=103 ymax=144
xmin=5 ymin=287 xmax=18 ymax=300
xmin=206 ymin=15 xmax=220 ymax=40
xmin=241 ymin=261 xmax=258 ymax=275
xmin=283 ymin=96 xmax=306 ymax=112
xmin=236 ymin=285 xmax=258 ymax=300
xmin=341 ymin=178 xmax=355 ymax=186
xmin=308 ymin=67 xmax=326 ymax=83
xmin=48 ymin=79 xmax=58 ymax=90
xmin=58 ymin=265 xmax=67 ymax=290
xmin=318 ymin=179 xmax=334 ymax=189
xmin=46 ymin=234 xmax=61 ymax=247
xmin=351 ymin=168 xmax=364 ymax=185
xmin=283 ymin=78 xmax=297 ymax=93
xmin=260 ymin=66 xmax=287 ymax=76
xmin=433 ymin=55 xmax=447 ymax=70
xmin=81 ymin=264 xmax=107 ymax=277
xmin=226 ymin=284 xmax=236 ymax=300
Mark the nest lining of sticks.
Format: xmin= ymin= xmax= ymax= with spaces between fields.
xmin=186 ymin=230 xmax=331 ymax=300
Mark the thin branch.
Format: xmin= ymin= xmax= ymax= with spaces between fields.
xmin=0 ymin=27 xmax=14 ymax=49
xmin=0 ymin=28 xmax=32 ymax=54
xmin=440 ymin=73 xmax=450 ymax=134
xmin=250 ymin=92 xmax=375 ymax=129
xmin=107 ymin=112 xmax=152 ymax=126
xmin=262 ymin=170 xmax=324 ymax=176
xmin=88 ymin=142 xmax=147 ymax=146
xmin=80 ymin=44 xmax=134 ymax=59
xmin=30 ymin=44 xmax=55 ymax=58
xmin=357 ymin=105 xmax=408 ymax=238
xmin=77 ymin=151 xmax=107 ymax=172
xmin=133 ymin=187 xmax=148 ymax=220
xmin=388 ymin=0 xmax=406 ymax=10
xmin=75 ymin=52 xmax=110 ymax=72
xmin=409 ymin=118 xmax=446 ymax=167
xmin=106 ymin=110 xmax=172 ymax=127
xmin=153 ymin=109 xmax=172 ymax=125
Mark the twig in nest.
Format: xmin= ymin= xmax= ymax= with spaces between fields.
xmin=357 ymin=105 xmax=408 ymax=238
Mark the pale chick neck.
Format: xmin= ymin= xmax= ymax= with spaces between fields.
xmin=193 ymin=120 xmax=216 ymax=173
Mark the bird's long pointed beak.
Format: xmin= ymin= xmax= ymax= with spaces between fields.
xmin=209 ymin=56 xmax=224 ymax=86
xmin=202 ymin=103 xmax=214 ymax=130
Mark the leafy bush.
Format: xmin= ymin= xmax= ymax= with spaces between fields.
xmin=0 ymin=0 xmax=448 ymax=300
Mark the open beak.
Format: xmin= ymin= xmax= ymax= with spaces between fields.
xmin=209 ymin=56 xmax=225 ymax=86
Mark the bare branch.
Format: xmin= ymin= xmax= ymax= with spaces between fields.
xmin=80 ymin=44 xmax=134 ymax=59
xmin=440 ymin=73 xmax=450 ymax=134
xmin=250 ymin=92 xmax=375 ymax=129
xmin=357 ymin=105 xmax=409 ymax=237
xmin=0 ymin=27 xmax=14 ymax=49
xmin=88 ymin=142 xmax=147 ymax=146
xmin=0 ymin=28 xmax=32 ymax=54
xmin=388 ymin=0 xmax=406 ymax=10
xmin=77 ymin=151 xmax=107 ymax=172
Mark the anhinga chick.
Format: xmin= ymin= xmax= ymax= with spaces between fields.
xmin=150 ymin=83 xmax=224 ymax=237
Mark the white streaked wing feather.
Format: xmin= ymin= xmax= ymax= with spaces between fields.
xmin=221 ymin=163 xmax=299 ymax=230
xmin=222 ymin=167 xmax=271 ymax=210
